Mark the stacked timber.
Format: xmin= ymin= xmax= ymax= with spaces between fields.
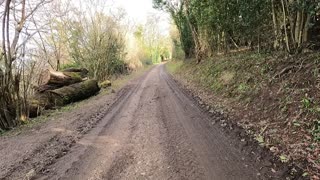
xmin=29 ymin=68 xmax=100 ymax=117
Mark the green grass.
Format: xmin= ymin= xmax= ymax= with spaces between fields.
xmin=167 ymin=53 xmax=268 ymax=100
xmin=166 ymin=60 xmax=183 ymax=74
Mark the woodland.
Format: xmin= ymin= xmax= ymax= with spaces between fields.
xmin=0 ymin=0 xmax=171 ymax=130
xmin=154 ymin=0 xmax=320 ymax=177
xmin=154 ymin=0 xmax=320 ymax=60
xmin=0 ymin=0 xmax=320 ymax=178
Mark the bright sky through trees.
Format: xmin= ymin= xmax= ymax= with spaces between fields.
xmin=107 ymin=0 xmax=170 ymax=35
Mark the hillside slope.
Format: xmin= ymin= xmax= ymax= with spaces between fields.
xmin=167 ymin=52 xmax=320 ymax=178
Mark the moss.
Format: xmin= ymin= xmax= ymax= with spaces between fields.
xmin=100 ymin=80 xmax=112 ymax=88
xmin=63 ymin=72 xmax=82 ymax=81
xmin=167 ymin=52 xmax=270 ymax=100
xmin=166 ymin=60 xmax=183 ymax=74
xmin=49 ymin=80 xmax=100 ymax=105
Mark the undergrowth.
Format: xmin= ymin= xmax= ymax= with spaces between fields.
xmin=167 ymin=52 xmax=320 ymax=177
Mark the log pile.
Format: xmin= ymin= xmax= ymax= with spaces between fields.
xmin=29 ymin=68 xmax=100 ymax=117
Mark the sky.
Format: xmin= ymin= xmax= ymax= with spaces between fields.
xmin=112 ymin=0 xmax=155 ymax=22
xmin=69 ymin=0 xmax=171 ymax=35
xmin=107 ymin=0 xmax=171 ymax=35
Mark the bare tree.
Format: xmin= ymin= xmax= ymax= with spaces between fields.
xmin=0 ymin=0 xmax=52 ymax=130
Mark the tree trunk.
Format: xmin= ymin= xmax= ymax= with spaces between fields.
xmin=217 ymin=33 xmax=221 ymax=53
xmin=271 ymin=0 xmax=280 ymax=49
xmin=184 ymin=0 xmax=202 ymax=63
xmin=48 ymin=79 xmax=100 ymax=106
xmin=38 ymin=70 xmax=83 ymax=87
xmin=35 ymin=84 xmax=63 ymax=92
xmin=287 ymin=0 xmax=295 ymax=49
xmin=281 ymin=0 xmax=291 ymax=53
xmin=295 ymin=10 xmax=303 ymax=45
xmin=302 ymin=14 xmax=311 ymax=43
xmin=29 ymin=80 xmax=100 ymax=117
xmin=62 ymin=68 xmax=89 ymax=77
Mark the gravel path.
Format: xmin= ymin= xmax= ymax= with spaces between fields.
xmin=0 ymin=65 xmax=277 ymax=180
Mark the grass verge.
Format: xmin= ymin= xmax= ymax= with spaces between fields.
xmin=1 ymin=65 xmax=154 ymax=137
xmin=166 ymin=52 xmax=320 ymax=178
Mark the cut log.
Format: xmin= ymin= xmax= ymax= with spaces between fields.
xmin=100 ymin=80 xmax=111 ymax=88
xmin=35 ymin=84 xmax=62 ymax=93
xmin=29 ymin=80 xmax=100 ymax=117
xmin=29 ymin=104 xmax=39 ymax=118
xmin=38 ymin=70 xmax=83 ymax=87
xmin=48 ymin=79 xmax=100 ymax=106
xmin=62 ymin=68 xmax=89 ymax=78
xmin=28 ymin=93 xmax=51 ymax=118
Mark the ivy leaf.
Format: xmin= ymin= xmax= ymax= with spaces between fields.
xmin=279 ymin=155 xmax=289 ymax=163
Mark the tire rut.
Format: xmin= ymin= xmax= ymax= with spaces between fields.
xmin=37 ymin=68 xmax=154 ymax=180
xmin=1 ymin=64 xmax=291 ymax=180
xmin=156 ymin=83 xmax=206 ymax=180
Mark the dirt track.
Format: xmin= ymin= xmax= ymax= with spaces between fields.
xmin=0 ymin=65 xmax=288 ymax=180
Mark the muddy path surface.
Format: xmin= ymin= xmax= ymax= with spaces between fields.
xmin=0 ymin=65 xmax=291 ymax=180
